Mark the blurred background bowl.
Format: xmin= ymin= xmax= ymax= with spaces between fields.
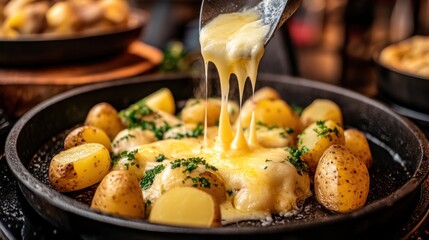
xmin=373 ymin=43 xmax=429 ymax=114
xmin=0 ymin=8 xmax=148 ymax=66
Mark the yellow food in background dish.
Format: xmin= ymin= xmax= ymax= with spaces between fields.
xmin=0 ymin=0 xmax=131 ymax=38
xmin=380 ymin=35 xmax=429 ymax=78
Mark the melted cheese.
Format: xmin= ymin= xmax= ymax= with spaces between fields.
xmin=139 ymin=139 xmax=311 ymax=224
xmin=135 ymin=8 xmax=311 ymax=224
xmin=200 ymin=9 xmax=269 ymax=151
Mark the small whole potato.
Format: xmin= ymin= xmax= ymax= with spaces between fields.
xmin=180 ymin=98 xmax=221 ymax=127
xmin=91 ymin=170 xmax=145 ymax=219
xmin=84 ymin=102 xmax=124 ymax=140
xmin=300 ymin=99 xmax=343 ymax=129
xmin=344 ymin=129 xmax=373 ymax=168
xmin=241 ymin=98 xmax=300 ymax=131
xmin=298 ymin=120 xmax=345 ymax=174
xmin=314 ymin=145 xmax=370 ymax=213
xmin=49 ymin=143 xmax=111 ymax=192
xmin=64 ymin=126 xmax=112 ymax=152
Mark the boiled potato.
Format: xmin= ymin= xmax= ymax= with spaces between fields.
xmin=143 ymin=88 xmax=176 ymax=115
xmin=181 ymin=98 xmax=221 ymax=127
xmin=46 ymin=1 xmax=80 ymax=34
xmin=84 ymin=102 xmax=124 ymax=140
xmin=300 ymin=99 xmax=343 ymax=129
xmin=64 ymin=126 xmax=112 ymax=152
xmin=49 ymin=143 xmax=110 ymax=192
xmin=91 ymin=170 xmax=145 ymax=219
xmin=245 ymin=125 xmax=294 ymax=148
xmin=241 ymin=98 xmax=300 ymax=133
xmin=344 ymin=129 xmax=372 ymax=168
xmin=112 ymin=128 xmax=156 ymax=154
xmin=298 ymin=120 xmax=345 ymax=174
xmin=149 ymin=187 xmax=221 ymax=227
xmin=250 ymin=87 xmax=280 ymax=103
xmin=314 ymin=145 xmax=370 ymax=213
xmin=99 ymin=0 xmax=130 ymax=24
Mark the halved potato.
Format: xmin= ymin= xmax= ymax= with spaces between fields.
xmin=149 ymin=187 xmax=220 ymax=227
xmin=84 ymin=102 xmax=124 ymax=140
xmin=64 ymin=126 xmax=112 ymax=152
xmin=49 ymin=143 xmax=111 ymax=192
xmin=91 ymin=170 xmax=145 ymax=219
xmin=143 ymin=88 xmax=175 ymax=115
xmin=314 ymin=145 xmax=370 ymax=213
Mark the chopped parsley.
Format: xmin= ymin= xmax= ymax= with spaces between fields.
xmin=257 ymin=121 xmax=279 ymax=130
xmin=110 ymin=149 xmax=139 ymax=169
xmin=168 ymin=123 xmax=204 ymax=139
xmin=119 ymin=101 xmax=154 ymax=128
xmin=285 ymin=147 xmax=309 ymax=175
xmin=140 ymin=120 xmax=171 ymax=140
xmin=313 ymin=120 xmax=339 ymax=140
xmin=170 ymin=157 xmax=218 ymax=173
xmin=155 ymin=153 xmax=167 ymax=162
xmin=183 ymin=176 xmax=211 ymax=188
xmin=279 ymin=128 xmax=294 ymax=138
xmin=112 ymin=134 xmax=135 ymax=147
xmin=140 ymin=164 xmax=165 ymax=190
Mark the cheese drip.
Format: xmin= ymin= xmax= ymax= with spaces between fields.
xmin=200 ymin=9 xmax=269 ymax=151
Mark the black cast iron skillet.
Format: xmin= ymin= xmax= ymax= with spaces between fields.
xmin=373 ymin=41 xmax=429 ymax=114
xmin=0 ymin=9 xmax=148 ymax=66
xmin=5 ymin=73 xmax=429 ymax=240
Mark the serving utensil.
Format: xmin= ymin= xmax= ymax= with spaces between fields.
xmin=199 ymin=0 xmax=302 ymax=46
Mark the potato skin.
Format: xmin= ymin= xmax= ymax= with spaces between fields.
xmin=91 ymin=170 xmax=145 ymax=219
xmin=314 ymin=145 xmax=370 ymax=213
xmin=49 ymin=143 xmax=111 ymax=192
xmin=84 ymin=102 xmax=124 ymax=140
xmin=300 ymin=99 xmax=343 ymax=129
xmin=180 ymin=98 xmax=221 ymax=127
xmin=241 ymin=98 xmax=300 ymax=132
xmin=344 ymin=129 xmax=372 ymax=168
xmin=64 ymin=126 xmax=112 ymax=152
xmin=298 ymin=120 xmax=345 ymax=174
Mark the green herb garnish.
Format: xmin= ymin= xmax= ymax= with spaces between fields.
xmin=291 ymin=104 xmax=303 ymax=116
xmin=155 ymin=153 xmax=167 ymax=162
xmin=257 ymin=121 xmax=278 ymax=130
xmin=285 ymin=147 xmax=309 ymax=175
xmin=170 ymin=157 xmax=218 ymax=173
xmin=313 ymin=120 xmax=339 ymax=140
xmin=184 ymin=176 xmax=211 ymax=188
xmin=140 ymin=164 xmax=165 ymax=190
xmin=168 ymin=123 xmax=204 ymax=139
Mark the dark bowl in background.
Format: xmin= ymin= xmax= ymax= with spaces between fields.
xmin=0 ymin=9 xmax=148 ymax=66
xmin=373 ymin=42 xmax=429 ymax=113
xmin=5 ymin=74 xmax=429 ymax=240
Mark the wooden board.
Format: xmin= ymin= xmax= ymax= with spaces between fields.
xmin=0 ymin=41 xmax=163 ymax=117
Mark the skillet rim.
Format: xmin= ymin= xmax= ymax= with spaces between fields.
xmin=5 ymin=73 xmax=429 ymax=236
